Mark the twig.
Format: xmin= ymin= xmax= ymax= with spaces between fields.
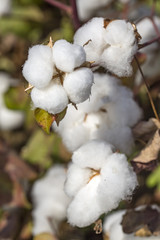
xmin=134 ymin=55 xmax=160 ymax=122
xmin=69 ymin=0 xmax=81 ymax=30
xmin=45 ymin=0 xmax=72 ymax=15
xmin=138 ymin=36 xmax=160 ymax=50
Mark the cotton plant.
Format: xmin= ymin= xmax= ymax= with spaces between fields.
xmin=103 ymin=205 xmax=160 ymax=240
xmin=53 ymin=73 xmax=142 ymax=155
xmin=135 ymin=16 xmax=160 ymax=85
xmin=0 ymin=73 xmax=24 ymax=130
xmin=64 ymin=140 xmax=138 ymax=227
xmin=22 ymin=39 xmax=94 ymax=123
xmin=31 ymin=165 xmax=70 ymax=236
xmin=74 ymin=17 xmax=141 ymax=77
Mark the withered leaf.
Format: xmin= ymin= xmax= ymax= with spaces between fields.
xmin=132 ymin=129 xmax=160 ymax=173
xmin=121 ymin=206 xmax=160 ymax=234
xmin=34 ymin=233 xmax=58 ymax=240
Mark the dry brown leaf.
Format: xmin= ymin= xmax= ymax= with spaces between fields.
xmin=133 ymin=118 xmax=160 ymax=141
xmin=132 ymin=129 xmax=160 ymax=173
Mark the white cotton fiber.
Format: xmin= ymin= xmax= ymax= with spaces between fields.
xmin=31 ymin=82 xmax=68 ymax=114
xmin=63 ymin=68 xmax=93 ymax=104
xmin=52 ymin=40 xmax=86 ymax=73
xmin=76 ymin=0 xmax=112 ymax=21
xmin=74 ymin=17 xmax=106 ymax=63
xmin=0 ymin=107 xmax=24 ymax=130
xmin=74 ymin=18 xmax=138 ymax=77
xmin=65 ymin=140 xmax=138 ymax=228
xmin=0 ymin=73 xmax=10 ymax=93
xmin=137 ymin=16 xmax=160 ymax=52
xmin=22 ymin=45 xmax=54 ymax=89
xmin=32 ymin=165 xmax=70 ymax=235
xmin=0 ymin=0 xmax=11 ymax=16
xmin=67 ymin=175 xmax=102 ymax=227
xmin=98 ymin=153 xmax=138 ymax=212
xmin=72 ymin=140 xmax=114 ymax=170
xmin=64 ymin=163 xmax=91 ymax=197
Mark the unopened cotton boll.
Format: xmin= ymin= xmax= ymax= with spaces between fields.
xmin=63 ymin=68 xmax=93 ymax=104
xmin=32 ymin=165 xmax=70 ymax=235
xmin=31 ymin=82 xmax=68 ymax=114
xmin=52 ymin=40 xmax=86 ymax=73
xmin=65 ymin=140 xmax=138 ymax=227
xmin=22 ymin=45 xmax=54 ymax=89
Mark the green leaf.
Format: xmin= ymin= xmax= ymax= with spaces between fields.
xmin=34 ymin=108 xmax=55 ymax=134
xmin=147 ymin=165 xmax=160 ymax=188
xmin=3 ymin=87 xmax=28 ymax=110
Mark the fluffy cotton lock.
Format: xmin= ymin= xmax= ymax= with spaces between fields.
xmin=31 ymin=82 xmax=68 ymax=114
xmin=32 ymin=165 xmax=70 ymax=235
xmin=63 ymin=68 xmax=93 ymax=104
xmin=103 ymin=205 xmax=160 ymax=240
xmin=74 ymin=18 xmax=139 ymax=77
xmin=0 ymin=73 xmax=24 ymax=130
xmin=135 ymin=17 xmax=160 ymax=85
xmin=23 ymin=45 xmax=55 ymax=89
xmin=53 ymin=73 xmax=142 ymax=154
xmin=52 ymin=39 xmax=86 ymax=73
xmin=65 ymin=140 xmax=138 ymax=227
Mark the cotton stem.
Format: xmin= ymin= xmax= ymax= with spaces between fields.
xmin=138 ymin=36 xmax=160 ymax=50
xmin=69 ymin=0 xmax=81 ymax=30
xmin=44 ymin=0 xmax=72 ymax=15
xmin=134 ymin=55 xmax=160 ymax=122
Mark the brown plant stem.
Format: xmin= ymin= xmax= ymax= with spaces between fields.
xmin=44 ymin=0 xmax=72 ymax=15
xmin=134 ymin=55 xmax=160 ymax=122
xmin=69 ymin=0 xmax=81 ymax=30
xmin=138 ymin=36 xmax=160 ymax=50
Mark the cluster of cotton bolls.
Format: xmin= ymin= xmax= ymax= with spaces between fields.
xmin=74 ymin=17 xmax=141 ymax=77
xmin=64 ymin=140 xmax=138 ymax=227
xmin=0 ymin=73 xmax=24 ymax=130
xmin=31 ymin=165 xmax=70 ymax=236
xmin=0 ymin=0 xmax=12 ymax=17
xmin=135 ymin=16 xmax=160 ymax=85
xmin=22 ymin=39 xmax=94 ymax=115
xmin=103 ymin=205 xmax=160 ymax=240
xmin=53 ymin=73 xmax=142 ymax=155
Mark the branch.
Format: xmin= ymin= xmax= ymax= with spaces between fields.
xmin=70 ymin=0 xmax=81 ymax=30
xmin=45 ymin=0 xmax=72 ymax=15
xmin=134 ymin=55 xmax=160 ymax=122
xmin=138 ymin=36 xmax=160 ymax=50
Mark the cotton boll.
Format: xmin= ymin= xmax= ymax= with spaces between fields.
xmin=0 ymin=73 xmax=10 ymax=93
xmin=103 ymin=210 xmax=126 ymax=240
xmin=32 ymin=165 xmax=70 ymax=235
xmin=104 ymin=20 xmax=136 ymax=46
xmin=63 ymin=68 xmax=93 ymax=104
xmin=98 ymin=153 xmax=138 ymax=212
xmin=65 ymin=164 xmax=91 ymax=197
xmin=0 ymin=0 xmax=11 ymax=16
xmin=52 ymin=40 xmax=86 ymax=73
xmin=31 ymin=82 xmax=68 ymax=114
xmin=72 ymin=140 xmax=114 ymax=170
xmin=137 ymin=17 xmax=160 ymax=53
xmin=76 ymin=0 xmax=112 ymax=21
xmin=0 ymin=107 xmax=24 ymax=130
xmin=22 ymin=45 xmax=54 ymax=89
xmin=74 ymin=17 xmax=106 ymax=63
xmin=67 ymin=175 xmax=102 ymax=227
